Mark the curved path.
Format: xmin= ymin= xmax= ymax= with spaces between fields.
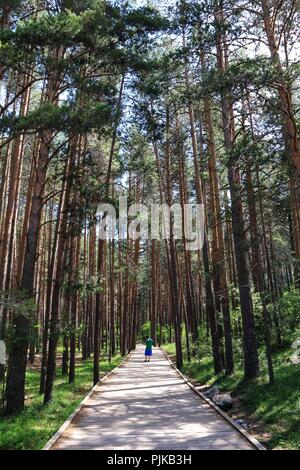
xmin=48 ymin=345 xmax=260 ymax=450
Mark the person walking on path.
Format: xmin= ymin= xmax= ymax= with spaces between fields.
xmin=144 ymin=336 xmax=154 ymax=362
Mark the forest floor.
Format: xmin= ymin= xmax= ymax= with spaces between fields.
xmin=0 ymin=353 xmax=122 ymax=450
xmin=163 ymin=343 xmax=300 ymax=450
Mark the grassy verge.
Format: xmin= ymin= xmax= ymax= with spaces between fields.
xmin=0 ymin=353 xmax=122 ymax=450
xmin=162 ymin=343 xmax=300 ymax=450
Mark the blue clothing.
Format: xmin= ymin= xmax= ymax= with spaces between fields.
xmin=145 ymin=338 xmax=154 ymax=357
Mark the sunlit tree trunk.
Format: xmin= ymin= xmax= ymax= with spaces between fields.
xmin=260 ymin=0 xmax=300 ymax=288
xmin=43 ymin=135 xmax=77 ymax=405
xmin=215 ymin=2 xmax=259 ymax=380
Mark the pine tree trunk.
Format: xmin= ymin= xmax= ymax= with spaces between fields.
xmin=184 ymin=80 xmax=222 ymax=373
xmin=109 ymin=238 xmax=115 ymax=357
xmin=203 ymin=90 xmax=234 ymax=374
xmin=0 ymin=75 xmax=31 ymax=291
xmin=151 ymin=240 xmax=157 ymax=345
xmin=177 ymin=122 xmax=198 ymax=344
xmin=69 ymin=235 xmax=80 ymax=384
xmin=94 ymin=238 xmax=105 ymax=385
xmin=5 ymin=47 xmax=64 ymax=414
xmin=164 ymin=109 xmax=183 ymax=370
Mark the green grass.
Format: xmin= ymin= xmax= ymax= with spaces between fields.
xmin=163 ymin=343 xmax=300 ymax=450
xmin=0 ymin=353 xmax=122 ymax=450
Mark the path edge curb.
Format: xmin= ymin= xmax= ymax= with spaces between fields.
xmin=43 ymin=350 xmax=133 ymax=450
xmin=161 ymin=347 xmax=266 ymax=451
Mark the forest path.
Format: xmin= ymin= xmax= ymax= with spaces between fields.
xmin=49 ymin=345 xmax=258 ymax=450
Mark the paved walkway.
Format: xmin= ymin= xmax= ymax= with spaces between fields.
xmin=51 ymin=345 xmax=255 ymax=450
